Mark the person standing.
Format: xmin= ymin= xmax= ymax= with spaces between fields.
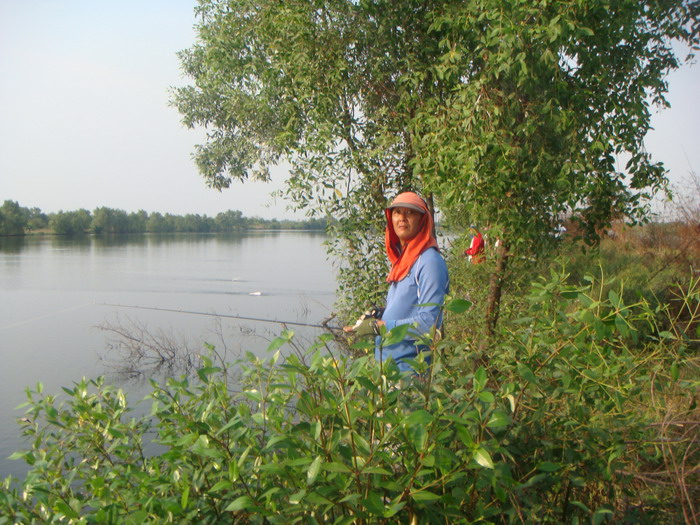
xmin=464 ymin=226 xmax=485 ymax=263
xmin=345 ymin=192 xmax=449 ymax=373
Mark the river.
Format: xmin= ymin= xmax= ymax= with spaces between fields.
xmin=0 ymin=231 xmax=337 ymax=479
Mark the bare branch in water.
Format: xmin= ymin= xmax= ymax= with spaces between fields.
xmin=97 ymin=314 xmax=205 ymax=380
xmin=95 ymin=311 xmax=347 ymax=385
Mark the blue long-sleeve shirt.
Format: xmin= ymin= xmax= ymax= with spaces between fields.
xmin=376 ymin=247 xmax=449 ymax=372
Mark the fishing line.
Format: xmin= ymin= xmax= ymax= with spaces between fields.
xmin=0 ymin=303 xmax=92 ymax=331
xmin=95 ymin=302 xmax=340 ymax=330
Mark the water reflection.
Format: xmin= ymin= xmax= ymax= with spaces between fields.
xmin=91 ymin=233 xmax=148 ymax=249
xmin=0 ymin=236 xmax=27 ymax=253
xmin=0 ymin=231 xmax=328 ymax=255
xmin=50 ymin=234 xmax=92 ymax=251
xmin=0 ymin=231 xmax=337 ymax=479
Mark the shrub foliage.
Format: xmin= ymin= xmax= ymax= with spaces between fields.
xmin=1 ymin=271 xmax=698 ymax=523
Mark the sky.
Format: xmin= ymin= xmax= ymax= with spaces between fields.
xmin=1 ymin=1 xmax=698 ymax=220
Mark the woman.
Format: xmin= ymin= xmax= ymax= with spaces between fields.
xmin=346 ymin=192 xmax=449 ymax=372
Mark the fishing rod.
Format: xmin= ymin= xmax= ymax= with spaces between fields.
xmin=95 ymin=302 xmax=341 ymax=330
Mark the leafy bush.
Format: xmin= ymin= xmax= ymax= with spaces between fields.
xmin=2 ymin=271 xmax=698 ymax=523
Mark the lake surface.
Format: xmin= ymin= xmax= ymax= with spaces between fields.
xmin=0 ymin=232 xmax=337 ymax=479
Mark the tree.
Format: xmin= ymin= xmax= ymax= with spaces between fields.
xmin=147 ymin=212 xmax=168 ymax=233
xmin=215 ymin=209 xmax=245 ymax=231
xmin=172 ymin=0 xmax=437 ymax=315
xmin=128 ymin=210 xmax=149 ymax=233
xmin=50 ymin=210 xmax=92 ymax=235
xmin=173 ymin=0 xmax=699 ymax=329
xmin=176 ymin=213 xmax=215 ymax=233
xmin=409 ymin=1 xmax=700 ymax=339
xmin=0 ymin=200 xmax=28 ymax=236
xmin=26 ymin=207 xmax=49 ymax=231
xmin=92 ymin=207 xmax=130 ymax=234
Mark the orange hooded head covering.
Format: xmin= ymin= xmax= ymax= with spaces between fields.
xmin=385 ymin=192 xmax=439 ymax=282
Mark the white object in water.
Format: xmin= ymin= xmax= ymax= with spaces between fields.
xmin=249 ymin=291 xmax=262 ymax=296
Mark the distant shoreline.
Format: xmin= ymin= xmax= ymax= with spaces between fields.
xmin=0 ymin=228 xmax=330 ymax=238
xmin=0 ymin=200 xmax=331 ymax=237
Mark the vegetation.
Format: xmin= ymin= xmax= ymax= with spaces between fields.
xmin=1 ymin=261 xmax=698 ymax=523
xmin=3 ymin=171 xmax=700 ymax=521
xmin=5 ymin=173 xmax=699 ymax=522
xmin=0 ymin=201 xmax=329 ymax=236
xmin=0 ymin=201 xmax=48 ymax=236
xmin=2 ymin=0 xmax=700 ymax=521
xmin=172 ymin=0 xmax=699 ymax=335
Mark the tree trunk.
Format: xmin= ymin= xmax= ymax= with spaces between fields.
xmin=480 ymin=240 xmax=509 ymax=350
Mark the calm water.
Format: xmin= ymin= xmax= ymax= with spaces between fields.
xmin=0 ymin=232 xmax=337 ymax=479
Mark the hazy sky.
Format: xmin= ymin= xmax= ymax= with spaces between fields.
xmin=1 ymin=1 xmax=698 ymax=219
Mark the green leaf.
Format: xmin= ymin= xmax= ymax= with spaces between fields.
xmin=487 ymin=410 xmax=511 ymax=429
xmin=456 ymin=425 xmax=474 ymax=447
xmin=181 ymin=484 xmax=189 ymax=510
xmin=361 ymin=492 xmax=384 ymax=514
xmin=363 ymin=466 xmax=392 ymax=475
xmin=478 ymin=391 xmax=495 ymax=404
xmin=473 ymin=447 xmax=494 ymax=469
xmin=593 ymin=508 xmax=614 ymax=525
xmin=305 ymin=491 xmax=335 ymax=505
xmin=311 ymin=421 xmax=322 ymax=442
xmin=537 ymin=461 xmax=560 ymax=472
xmin=420 ymin=454 xmax=435 ymax=467
xmin=474 ymin=366 xmax=487 ymax=391
xmin=267 ymin=334 xmax=291 ymax=352
xmin=217 ymin=416 xmax=241 ymax=436
xmin=504 ymin=394 xmax=516 ymax=412
xmin=339 ymin=493 xmax=362 ymax=504
xmin=383 ymin=324 xmax=411 ymax=346
xmin=258 ymin=462 xmax=285 ymax=475
xmin=237 ymin=445 xmax=252 ymax=468
xmin=670 ymin=361 xmax=679 ymax=382
xmin=289 ymin=457 xmax=313 ymax=467
xmin=229 ymin=459 xmax=239 ymax=482
xmin=570 ymin=500 xmax=591 ymax=513
xmin=404 ymin=409 xmax=435 ymax=427
xmin=407 ymin=425 xmax=428 ymax=451
xmin=55 ymin=501 xmax=80 ymax=519
xmin=197 ymin=366 xmax=222 ymax=383
xmin=289 ymin=489 xmax=307 ymax=504
xmin=190 ymin=434 xmax=222 ymax=459
xmin=445 ymin=298 xmax=473 ymax=313
xmin=310 ymin=349 xmax=324 ymax=370
xmin=307 ymin=455 xmax=322 ymax=485
xmin=614 ymin=314 xmax=630 ymax=337
xmin=383 ymin=501 xmax=407 ymax=518
xmin=411 ymin=490 xmax=441 ymax=501
xmin=324 ymin=461 xmax=352 ymax=473
xmin=518 ymin=472 xmax=549 ymax=489
xmin=356 ymin=376 xmax=380 ymax=394
xmin=210 ymin=480 xmax=233 ymax=492
xmin=224 ymin=496 xmax=253 ymax=512
xmin=517 ymin=363 xmax=537 ymax=384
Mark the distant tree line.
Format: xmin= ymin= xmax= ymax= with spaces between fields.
xmin=0 ymin=200 xmax=329 ymax=236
